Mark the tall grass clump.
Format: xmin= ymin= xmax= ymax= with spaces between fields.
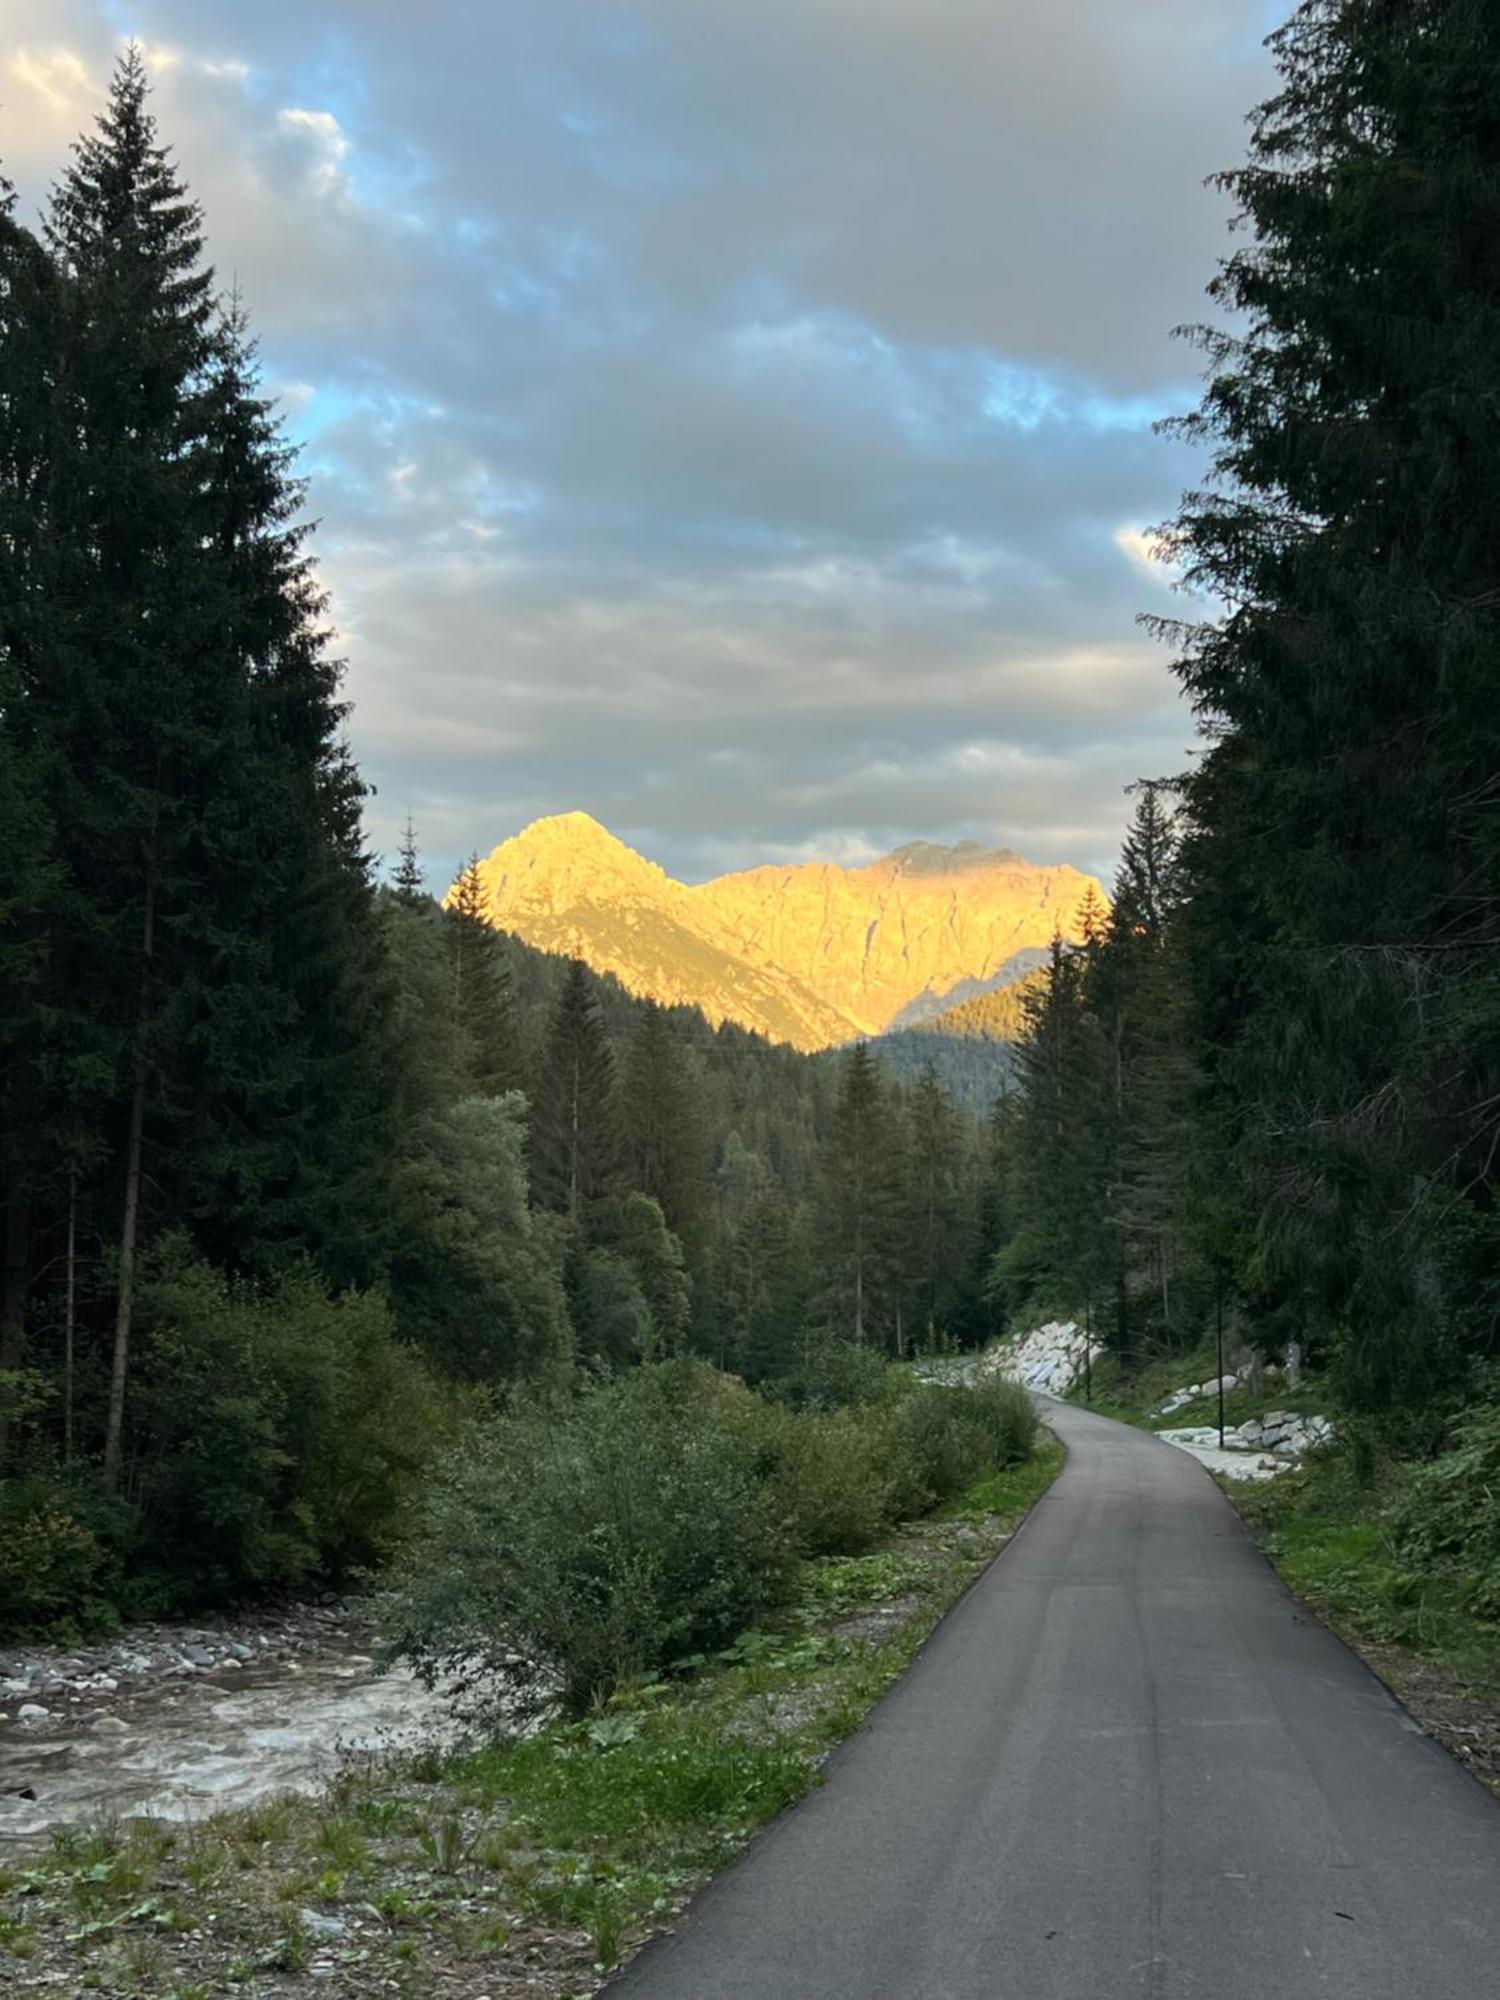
xmin=1393 ymin=1390 xmax=1500 ymax=1620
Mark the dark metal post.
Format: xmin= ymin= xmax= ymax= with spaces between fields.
xmin=1084 ymin=1295 xmax=1093 ymax=1406
xmin=1215 ymin=1275 xmax=1226 ymax=1449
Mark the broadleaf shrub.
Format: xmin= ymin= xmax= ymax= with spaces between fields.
xmin=127 ymin=1238 xmax=459 ymax=1609
xmin=392 ymin=1358 xmax=1043 ymax=1712
xmin=0 ymin=1472 xmax=122 ymax=1634
xmin=389 ymin=1362 xmax=795 ymax=1712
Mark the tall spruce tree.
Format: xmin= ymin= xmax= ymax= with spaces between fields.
xmin=446 ymin=855 xmax=520 ymax=1095
xmin=818 ymin=1043 xmax=901 ymax=1347
xmin=530 ymin=958 xmax=620 ymax=1218
xmin=42 ymin=49 xmax=223 ymax=1485
xmin=1158 ymin=0 xmax=1500 ymax=1405
xmin=0 ymin=177 xmax=67 ymax=1456
xmin=997 ymin=933 xmax=1112 ymax=1339
xmin=3 ymin=52 xmax=393 ymax=1484
xmin=1097 ymin=788 xmax=1194 ymax=1339
xmin=394 ymin=815 xmax=425 ymax=903
xmin=898 ymin=1065 xmax=965 ymax=1348
xmin=620 ymin=1001 xmax=710 ymax=1247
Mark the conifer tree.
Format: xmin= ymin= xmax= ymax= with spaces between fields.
xmin=530 ymin=959 xmax=620 ymax=1218
xmin=818 ymin=1043 xmax=902 ymax=1346
xmin=1157 ymin=0 xmax=1500 ymax=1403
xmin=4 ymin=51 xmax=394 ymax=1481
xmin=620 ymin=1001 xmax=711 ymax=1246
xmin=0 ymin=178 xmax=67 ymax=1453
xmin=898 ymin=1065 xmax=964 ymax=1347
xmin=41 ymin=48 xmax=222 ymax=1485
xmin=394 ymin=815 xmax=425 ymax=903
xmin=446 ymin=854 xmax=520 ymax=1095
xmin=997 ymin=934 xmax=1112 ymax=1339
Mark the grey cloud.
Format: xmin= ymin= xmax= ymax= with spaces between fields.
xmin=0 ymin=1 xmax=1273 ymax=888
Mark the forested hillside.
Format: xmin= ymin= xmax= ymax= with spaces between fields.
xmin=0 ymin=58 xmax=1001 ymax=1633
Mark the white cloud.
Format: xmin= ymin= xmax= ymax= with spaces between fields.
xmin=277 ymin=106 xmax=351 ymax=196
xmin=7 ymin=43 xmax=92 ymax=114
xmin=1114 ymin=526 xmax=1175 ymax=587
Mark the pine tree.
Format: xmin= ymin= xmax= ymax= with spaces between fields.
xmin=620 ymin=1001 xmax=710 ymax=1246
xmin=722 ymin=1183 xmax=807 ymax=1380
xmin=42 ymin=48 xmax=221 ymax=1486
xmin=4 ymin=51 xmax=395 ymax=1483
xmin=446 ymin=854 xmax=520 ymax=1095
xmin=818 ymin=1043 xmax=902 ymax=1347
xmin=530 ymin=959 xmax=620 ymax=1218
xmin=0 ymin=177 xmax=68 ymax=1458
xmin=897 ymin=1065 xmax=965 ymax=1348
xmin=184 ymin=297 xmax=392 ymax=1287
xmin=998 ymin=934 xmax=1111 ymax=1338
xmin=1156 ymin=0 xmax=1500 ymax=1405
xmin=394 ymin=815 xmax=425 ymax=903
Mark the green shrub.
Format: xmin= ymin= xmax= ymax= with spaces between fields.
xmin=130 ymin=1239 xmax=459 ymax=1607
xmin=768 ymin=1337 xmax=903 ymax=1412
xmin=390 ymin=1357 xmax=1042 ymax=1715
xmin=883 ymin=1377 xmax=1039 ymax=1512
xmin=389 ymin=1362 xmax=797 ymax=1713
xmin=1394 ymin=1395 xmax=1500 ymax=1618
xmin=718 ymin=1395 xmax=895 ymax=1557
xmin=0 ymin=1473 xmax=120 ymax=1633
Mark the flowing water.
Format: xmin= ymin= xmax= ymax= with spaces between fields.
xmin=0 ymin=1649 xmax=455 ymax=1841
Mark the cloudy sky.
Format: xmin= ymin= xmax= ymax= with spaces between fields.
xmin=2 ymin=2 xmax=1281 ymax=887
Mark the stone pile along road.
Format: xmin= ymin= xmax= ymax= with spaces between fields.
xmin=608 ymin=1398 xmax=1500 ymax=2000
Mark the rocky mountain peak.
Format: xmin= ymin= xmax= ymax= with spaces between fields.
xmin=457 ymin=815 xmax=1106 ymax=1050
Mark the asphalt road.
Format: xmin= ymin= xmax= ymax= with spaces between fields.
xmin=607 ymin=1397 xmax=1500 ymax=1999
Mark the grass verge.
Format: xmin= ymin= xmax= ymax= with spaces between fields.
xmin=1067 ymin=1340 xmax=1335 ymax=1436
xmin=0 ymin=1435 xmax=1065 ymax=1999
xmin=1230 ymin=1451 xmax=1500 ymax=1797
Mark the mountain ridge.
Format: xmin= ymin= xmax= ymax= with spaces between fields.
xmin=460 ymin=813 xmax=1104 ymax=1052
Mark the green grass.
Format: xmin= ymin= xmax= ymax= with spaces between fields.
xmin=2 ymin=1433 xmax=1066 ymax=1994
xmin=1080 ymin=1343 xmax=1498 ymax=1693
xmin=1068 ymin=1340 xmax=1333 ymax=1436
xmin=1235 ymin=1453 xmax=1498 ymax=1684
xmin=944 ymin=1433 xmax=1067 ymax=1521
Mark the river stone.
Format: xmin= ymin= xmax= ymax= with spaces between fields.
xmin=17 ymin=1703 xmax=51 ymax=1725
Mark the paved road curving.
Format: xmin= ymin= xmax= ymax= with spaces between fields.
xmin=607 ymin=1397 xmax=1500 ymax=1999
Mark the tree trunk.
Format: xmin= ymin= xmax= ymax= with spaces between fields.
xmin=1114 ymin=1263 xmax=1130 ymax=1371
xmin=1160 ymin=1240 xmax=1171 ymax=1335
xmin=0 ymin=1197 xmax=30 ymax=1472
xmin=63 ymin=1170 xmax=76 ymax=1461
xmin=104 ymin=873 xmax=155 ymax=1494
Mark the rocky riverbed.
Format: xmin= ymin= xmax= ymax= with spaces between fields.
xmin=0 ymin=1604 xmax=457 ymax=1841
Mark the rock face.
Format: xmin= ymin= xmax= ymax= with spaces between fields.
xmin=462 ymin=813 xmax=1105 ymax=1052
xmin=1157 ymin=1406 xmax=1335 ymax=1482
xmin=1233 ymin=1410 xmax=1336 ymax=1456
xmin=1153 ymin=1375 xmax=1239 ymax=1419
xmin=991 ymin=1320 xmax=1103 ymax=1396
